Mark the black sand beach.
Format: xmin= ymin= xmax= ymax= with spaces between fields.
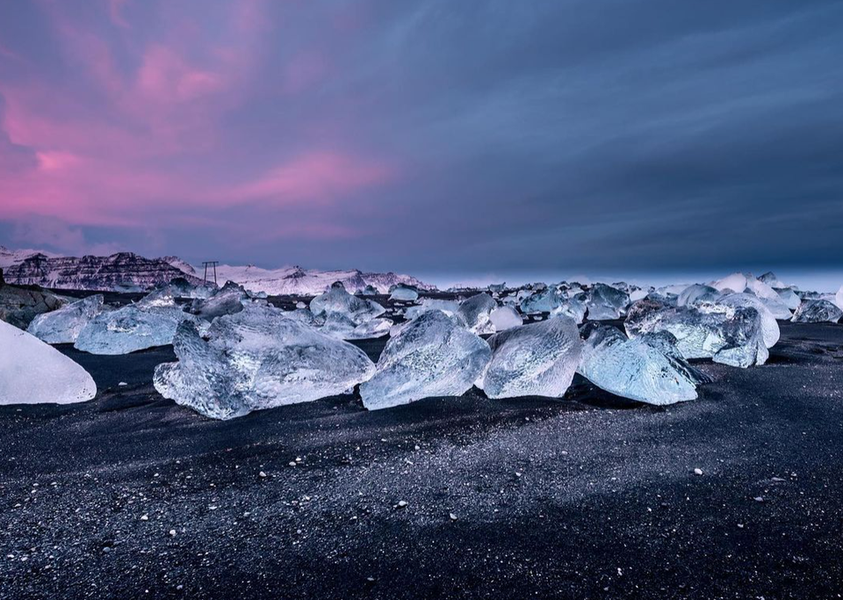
xmin=1 ymin=320 xmax=843 ymax=599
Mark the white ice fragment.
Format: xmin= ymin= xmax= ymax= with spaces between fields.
xmin=389 ymin=285 xmax=419 ymax=302
xmin=0 ymin=321 xmax=96 ymax=405
xmin=489 ymin=306 xmax=522 ymax=332
xmin=479 ymin=317 xmax=581 ymax=399
xmin=154 ymin=304 xmax=376 ymax=419
xmin=360 ymin=311 xmax=491 ymax=410
xmin=677 ymin=284 xmax=721 ymax=307
xmin=711 ymin=272 xmax=749 ymax=293
xmin=27 ymin=294 xmax=106 ymax=344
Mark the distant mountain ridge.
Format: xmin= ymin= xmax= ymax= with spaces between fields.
xmin=0 ymin=246 xmax=434 ymax=295
xmin=211 ymin=263 xmax=434 ymax=295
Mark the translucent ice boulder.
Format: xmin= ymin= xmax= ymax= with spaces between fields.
xmin=310 ymin=282 xmax=385 ymax=325
xmin=585 ymin=283 xmax=630 ymax=320
xmin=519 ymin=287 xmax=565 ymax=314
xmin=190 ymin=281 xmax=248 ymax=321
xmin=360 ymin=311 xmax=491 ymax=410
xmin=712 ymin=272 xmax=750 ymax=293
xmin=550 ymin=297 xmax=587 ymax=324
xmin=404 ymin=298 xmax=461 ymax=321
xmin=777 ymin=288 xmax=802 ymax=311
xmin=75 ymin=296 xmax=194 ymax=355
xmin=625 ymin=298 xmax=771 ymax=368
xmin=0 ymin=320 xmax=96 ymax=405
xmin=27 ymin=294 xmax=106 ymax=344
xmin=578 ymin=324 xmax=703 ymax=405
xmin=489 ymin=306 xmax=522 ymax=332
xmin=478 ymin=317 xmax=581 ymax=399
xmin=677 ymin=284 xmax=721 ymax=307
xmin=708 ymin=293 xmax=780 ymax=349
xmin=458 ymin=293 xmax=497 ymax=334
xmin=154 ymin=304 xmax=376 ymax=419
xmin=319 ymin=312 xmax=393 ymax=340
xmin=389 ymin=285 xmax=419 ymax=302
xmin=791 ymin=299 xmax=842 ymax=323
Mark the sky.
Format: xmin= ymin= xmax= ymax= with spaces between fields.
xmin=1 ymin=0 xmax=842 ymax=288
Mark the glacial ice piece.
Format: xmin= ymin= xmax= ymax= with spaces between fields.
xmin=27 ymin=294 xmax=106 ymax=344
xmin=310 ymin=282 xmax=385 ymax=324
xmin=578 ymin=324 xmax=702 ymax=405
xmin=190 ymin=281 xmax=248 ymax=320
xmin=458 ymin=293 xmax=497 ymax=334
xmin=836 ymin=286 xmax=843 ymax=312
xmin=777 ymin=287 xmax=802 ymax=311
xmin=319 ymin=311 xmax=393 ymax=340
xmin=791 ymin=299 xmax=842 ymax=323
xmin=489 ymin=306 xmax=522 ymax=332
xmin=357 ymin=285 xmax=379 ymax=296
xmin=389 ymin=285 xmax=419 ymax=302
xmin=0 ymin=320 xmax=96 ymax=405
xmin=519 ymin=287 xmax=565 ymax=314
xmin=154 ymin=304 xmax=376 ymax=419
xmin=75 ymin=297 xmax=194 ymax=355
xmin=405 ymin=298 xmax=461 ymax=321
xmin=625 ymin=298 xmax=771 ymax=367
xmin=677 ymin=284 xmax=721 ymax=307
xmin=550 ymin=297 xmax=587 ymax=324
xmin=359 ymin=311 xmax=491 ymax=410
xmin=712 ymin=272 xmax=749 ymax=293
xmin=711 ymin=293 xmax=780 ymax=349
xmin=586 ymin=283 xmax=630 ymax=320
xmin=758 ymin=271 xmax=787 ymax=289
xmin=158 ymin=277 xmax=214 ymax=300
xmin=479 ymin=317 xmax=581 ymax=399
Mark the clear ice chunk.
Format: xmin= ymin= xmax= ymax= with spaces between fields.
xmin=389 ymin=285 xmax=419 ymax=302
xmin=360 ymin=311 xmax=491 ymax=410
xmin=677 ymin=284 xmax=721 ymax=307
xmin=319 ymin=312 xmax=393 ymax=339
xmin=585 ymin=283 xmax=630 ymax=320
xmin=404 ymin=298 xmax=461 ymax=321
xmin=625 ymin=298 xmax=771 ymax=368
xmin=74 ymin=295 xmax=194 ymax=355
xmin=578 ymin=324 xmax=702 ymax=405
xmin=519 ymin=287 xmax=565 ymax=314
xmin=458 ymin=293 xmax=497 ymax=334
xmin=0 ymin=320 xmax=96 ymax=405
xmin=154 ymin=304 xmax=376 ymax=419
xmin=27 ymin=294 xmax=106 ymax=344
xmin=791 ymin=299 xmax=842 ymax=323
xmin=310 ymin=282 xmax=385 ymax=325
xmin=478 ymin=317 xmax=581 ymax=399
xmin=189 ymin=281 xmax=248 ymax=321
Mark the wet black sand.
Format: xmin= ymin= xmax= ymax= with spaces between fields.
xmin=1 ymin=321 xmax=843 ymax=599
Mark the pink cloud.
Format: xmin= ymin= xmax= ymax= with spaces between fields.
xmin=236 ymin=152 xmax=394 ymax=203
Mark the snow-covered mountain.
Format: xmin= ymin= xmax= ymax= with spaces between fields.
xmin=0 ymin=246 xmax=62 ymax=269
xmin=2 ymin=250 xmax=204 ymax=291
xmin=211 ymin=264 xmax=434 ymax=295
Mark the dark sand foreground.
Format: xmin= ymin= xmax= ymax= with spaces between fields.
xmin=1 ymin=321 xmax=843 ymax=599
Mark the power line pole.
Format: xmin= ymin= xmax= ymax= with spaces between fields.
xmin=202 ymin=261 xmax=219 ymax=286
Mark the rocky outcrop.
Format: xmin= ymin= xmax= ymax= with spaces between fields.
xmin=4 ymin=252 xmax=205 ymax=292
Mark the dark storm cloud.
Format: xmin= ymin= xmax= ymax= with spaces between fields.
xmin=1 ymin=0 xmax=841 ymax=279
